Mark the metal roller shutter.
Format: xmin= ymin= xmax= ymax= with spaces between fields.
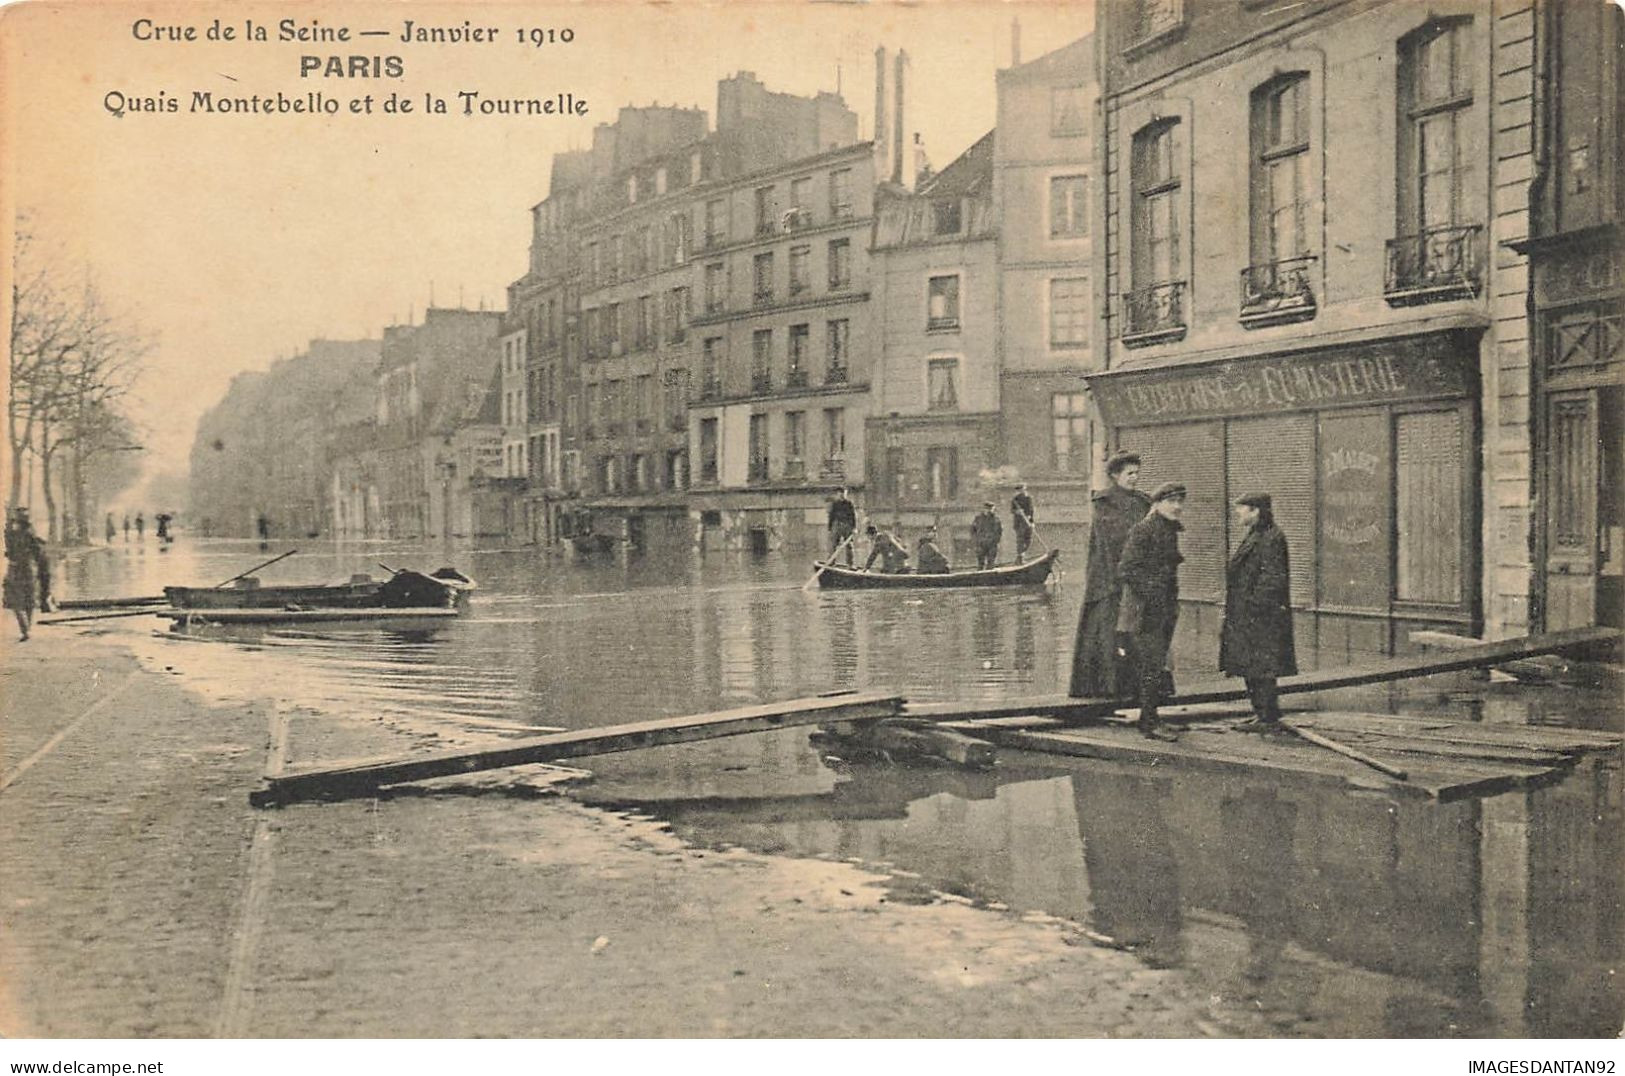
xmin=1396 ymin=409 xmax=1464 ymax=605
xmin=1225 ymin=415 xmax=1316 ymax=608
xmin=1119 ymin=421 xmax=1225 ymax=601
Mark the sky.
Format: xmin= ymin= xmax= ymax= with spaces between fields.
xmin=2 ymin=0 xmax=1092 ymax=502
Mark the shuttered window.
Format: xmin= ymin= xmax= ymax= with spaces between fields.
xmin=1396 ymin=409 xmax=1464 ymax=604
xmin=1120 ymin=422 xmax=1225 ymax=601
xmin=1226 ymin=416 xmax=1315 ymax=607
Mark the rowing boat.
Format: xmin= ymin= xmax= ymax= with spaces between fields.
xmin=812 ymin=549 xmax=1059 ymax=589
xmin=164 ymin=567 xmax=475 ymax=610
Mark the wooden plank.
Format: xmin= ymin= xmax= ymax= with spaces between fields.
xmin=904 ymin=627 xmax=1619 ymax=724
xmin=1279 ymin=721 xmax=1409 ymax=780
xmin=1310 ymin=734 xmax=1570 ymax=767
xmin=253 ymin=692 xmax=903 ymax=806
xmin=1298 ymin=712 xmax=1623 ymax=751
xmin=821 ymin=720 xmax=996 ymax=769
xmin=56 ymin=595 xmax=166 ymax=609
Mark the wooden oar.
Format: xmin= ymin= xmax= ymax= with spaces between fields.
xmin=1015 ymin=507 xmax=1049 ymax=557
xmin=213 ymin=549 xmax=297 ymax=589
xmin=37 ymin=608 xmax=168 ymax=625
xmin=803 ymin=518 xmax=864 ymax=591
xmin=1281 ymin=720 xmax=1408 ymax=781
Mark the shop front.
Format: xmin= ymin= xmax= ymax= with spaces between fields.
xmin=1085 ymin=328 xmax=1483 ymax=665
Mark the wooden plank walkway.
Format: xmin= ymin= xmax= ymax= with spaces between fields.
xmin=252 ymin=692 xmax=903 ymax=806
xmin=905 ymin=626 xmax=1620 ymax=724
xmin=955 ymin=710 xmax=1620 ymax=802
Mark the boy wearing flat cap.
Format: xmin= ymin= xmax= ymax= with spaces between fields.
xmin=1221 ymin=492 xmax=1297 ymax=731
xmin=1115 ymin=481 xmax=1186 ymax=741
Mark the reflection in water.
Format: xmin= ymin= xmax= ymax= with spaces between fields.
xmin=58 ymin=538 xmax=1625 ymax=1037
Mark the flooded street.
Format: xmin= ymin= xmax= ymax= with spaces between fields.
xmin=57 ymin=539 xmax=1625 ymax=1037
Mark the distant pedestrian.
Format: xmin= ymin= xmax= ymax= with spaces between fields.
xmin=122 ymin=514 xmax=130 ymax=542
xmin=1221 ymin=493 xmax=1298 ymax=732
xmin=827 ymin=488 xmax=858 ymax=567
xmin=4 ymin=508 xmax=46 ymax=640
xmin=862 ymin=523 xmax=909 ymax=574
xmin=1010 ymin=484 xmax=1036 ymax=559
xmin=1070 ymin=451 xmax=1151 ymax=698
xmin=916 ymin=527 xmax=950 ymax=574
xmin=135 ymin=512 xmax=145 ymax=540
xmin=155 ymin=512 xmax=172 ymax=543
xmin=1118 ymin=482 xmax=1186 ymax=742
xmin=970 ymin=501 xmax=1002 ymax=569
xmin=105 ymin=512 xmax=116 ymax=544
xmin=257 ymin=514 xmax=271 ymax=541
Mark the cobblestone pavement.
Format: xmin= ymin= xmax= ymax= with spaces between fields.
xmin=1 ymin=629 xmax=1236 ymax=1038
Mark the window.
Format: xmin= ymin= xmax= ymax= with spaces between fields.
xmin=828 ymin=238 xmax=851 ymax=289
xmin=753 ymin=252 xmax=775 ymax=306
xmin=789 ymin=177 xmax=812 ymax=228
xmin=663 ymin=368 xmax=689 ymax=428
xmin=823 ymin=408 xmax=846 ymax=461
xmin=605 ymin=379 xmax=623 ymax=432
xmin=927 ymin=358 xmax=960 ymax=411
xmin=829 ymin=169 xmax=853 ymax=218
xmin=605 ymin=302 xmax=622 ymax=352
xmin=665 ymin=212 xmax=691 ymax=266
xmin=1251 ymin=75 xmax=1310 ymax=264
xmin=690 ymin=151 xmax=703 ymax=185
xmin=932 ymin=200 xmax=962 ymax=235
xmin=666 ymin=286 xmax=690 ymax=343
xmin=636 ymin=295 xmax=654 ymax=349
xmin=1133 ymin=0 xmax=1185 ymax=45
xmin=699 ymin=418 xmax=719 ymax=482
xmin=701 ymin=337 xmax=724 ymax=397
xmin=631 ymin=226 xmax=650 ymax=276
xmin=705 ymin=198 xmax=728 ymax=248
xmin=789 ymin=246 xmax=811 ymax=295
xmin=666 ymin=448 xmax=688 ymax=491
xmin=826 ymin=319 xmax=849 ymax=382
xmin=704 ymin=262 xmax=726 ymax=314
xmin=1050 ymin=277 xmax=1090 ymax=348
xmin=655 ymin=167 xmax=668 ymax=196
xmin=1052 ymin=392 xmax=1090 ymax=473
xmin=926 ymin=447 xmax=959 ymax=501
xmin=1133 ymin=120 xmax=1182 ymax=285
xmin=608 ymin=235 xmax=623 ymax=282
xmin=1051 ymin=86 xmax=1087 ymax=136
xmin=785 ymin=410 xmax=805 ymax=465
xmin=788 ymin=324 xmax=810 ymax=386
xmin=754 ymin=186 xmax=777 ymax=235
xmin=635 ymin=374 xmax=654 ymax=426
xmin=928 ymin=275 xmax=961 ymax=331
xmin=752 ymin=330 xmax=773 ymax=393
xmin=585 ymin=242 xmax=600 ymax=285
xmin=628 ymin=175 xmax=639 ymax=203
xmin=748 ymin=413 xmax=769 ymax=480
xmin=1050 ymin=175 xmax=1089 ymax=238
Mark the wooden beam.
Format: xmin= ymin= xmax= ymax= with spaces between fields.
xmin=253 ymin=692 xmax=903 ymax=807
xmin=904 ymin=627 xmax=1620 ymax=724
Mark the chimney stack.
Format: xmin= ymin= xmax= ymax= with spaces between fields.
xmin=874 ymin=46 xmax=889 ymax=180
xmin=892 ymin=49 xmax=908 ymax=186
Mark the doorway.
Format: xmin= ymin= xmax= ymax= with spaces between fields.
xmin=1544 ymin=385 xmax=1622 ymax=629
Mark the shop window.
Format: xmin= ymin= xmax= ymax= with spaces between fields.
xmin=1396 ymin=409 xmax=1464 ymax=604
xmin=928 ymin=358 xmax=960 ymax=411
xmin=1050 ymin=175 xmax=1088 ymax=238
xmin=1390 ymin=18 xmax=1481 ymax=303
xmin=926 ymin=447 xmax=959 ymax=501
xmin=1052 ymin=392 xmax=1090 ymax=474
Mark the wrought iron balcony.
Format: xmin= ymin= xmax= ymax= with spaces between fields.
xmin=1121 ymin=281 xmax=1188 ymax=348
xmin=820 ymin=458 xmax=847 ymax=480
xmin=1239 ymin=255 xmax=1318 ymax=327
xmin=785 ymin=368 xmax=809 ymax=390
xmin=927 ymin=315 xmax=960 ymax=332
xmin=825 ymin=365 xmax=849 ymax=386
xmin=699 ymin=375 xmax=722 ymax=401
xmin=748 ymin=457 xmax=770 ymax=482
xmin=753 ymin=289 xmax=775 ymax=308
xmin=783 ymin=458 xmax=806 ymax=480
xmin=1384 ymin=224 xmax=1484 ymax=306
xmin=751 ymin=371 xmax=773 ymax=394
xmin=830 ymin=203 xmax=854 ymax=221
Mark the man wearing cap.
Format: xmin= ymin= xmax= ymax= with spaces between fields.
xmin=862 ymin=523 xmax=910 ymax=574
xmin=971 ymin=501 xmax=1002 ymax=569
xmin=1117 ymin=481 xmax=1186 ymax=741
xmin=1070 ymin=450 xmax=1151 ymax=698
xmin=1222 ymin=492 xmax=1298 ymax=731
xmin=1010 ymin=484 xmax=1036 ymax=560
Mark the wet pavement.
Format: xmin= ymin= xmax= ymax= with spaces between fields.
xmin=51 ymin=537 xmax=1625 ymax=1037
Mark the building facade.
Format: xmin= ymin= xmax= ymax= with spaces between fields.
xmin=1088 ymin=0 xmax=1539 ymax=660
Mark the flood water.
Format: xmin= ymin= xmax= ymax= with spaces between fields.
xmin=60 ymin=538 xmax=1624 ymax=1037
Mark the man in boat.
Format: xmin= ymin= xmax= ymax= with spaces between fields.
xmin=970 ymin=501 xmax=1002 ymax=569
xmin=862 ymin=524 xmax=910 ymax=574
xmin=1070 ymin=451 xmax=1151 ymax=699
xmin=827 ymin=488 xmax=858 ymax=567
xmin=1010 ymin=484 xmax=1036 ymax=560
xmin=916 ymin=527 xmax=951 ymax=573
xmin=1117 ymin=482 xmax=1186 ymax=742
xmin=1220 ymin=492 xmax=1297 ymax=733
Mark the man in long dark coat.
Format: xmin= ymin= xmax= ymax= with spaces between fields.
xmin=1010 ymin=484 xmax=1036 ymax=559
xmin=827 ymin=488 xmax=858 ymax=567
xmin=1069 ymin=451 xmax=1151 ymax=698
xmin=970 ymin=501 xmax=1002 ymax=568
xmin=1221 ymin=492 xmax=1298 ymax=731
xmin=1118 ymin=482 xmax=1186 ymax=742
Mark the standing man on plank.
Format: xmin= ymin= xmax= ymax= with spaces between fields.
xmin=1118 ymin=482 xmax=1186 ymax=742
